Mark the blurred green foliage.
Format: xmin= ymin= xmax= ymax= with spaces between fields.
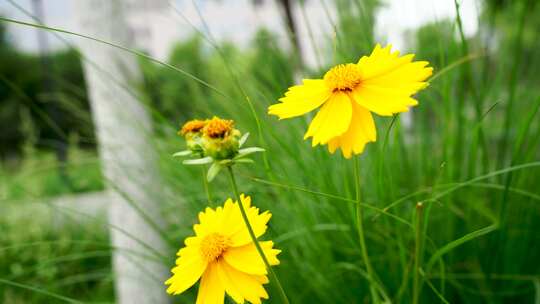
xmin=140 ymin=36 xmax=209 ymax=122
xmin=140 ymin=29 xmax=294 ymax=126
xmin=0 ymin=23 xmax=94 ymax=160
xmin=0 ymin=201 xmax=112 ymax=303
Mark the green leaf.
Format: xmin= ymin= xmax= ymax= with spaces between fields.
xmin=183 ymin=157 xmax=213 ymax=165
xmin=237 ymin=147 xmax=265 ymax=158
xmin=239 ymin=132 xmax=250 ymax=147
xmin=207 ymin=162 xmax=222 ymax=182
xmin=426 ymin=224 xmax=498 ymax=271
xmin=173 ymin=150 xmax=192 ymax=157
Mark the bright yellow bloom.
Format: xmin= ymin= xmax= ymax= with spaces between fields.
xmin=268 ymin=44 xmax=433 ymax=158
xmin=165 ymin=194 xmax=280 ymax=304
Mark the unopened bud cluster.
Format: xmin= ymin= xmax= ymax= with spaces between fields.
xmin=175 ymin=116 xmax=264 ymax=181
xmin=179 ymin=117 xmax=241 ymax=160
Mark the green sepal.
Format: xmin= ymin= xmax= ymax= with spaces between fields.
xmin=239 ymin=132 xmax=250 ymax=147
xmin=173 ymin=150 xmax=192 ymax=157
xmin=235 ymin=147 xmax=265 ymax=159
xmin=183 ymin=156 xmax=213 ymax=165
xmin=207 ymin=162 xmax=222 ymax=182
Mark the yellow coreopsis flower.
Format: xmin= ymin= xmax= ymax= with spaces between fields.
xmin=268 ymin=44 xmax=433 ymax=158
xmin=165 ymin=194 xmax=280 ymax=304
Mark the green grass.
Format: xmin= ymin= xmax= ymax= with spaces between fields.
xmin=1 ymin=0 xmax=540 ymax=303
xmin=0 ymin=194 xmax=112 ymax=303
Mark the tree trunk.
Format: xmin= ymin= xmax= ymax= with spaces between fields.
xmin=277 ymin=0 xmax=304 ymax=68
xmin=73 ymin=1 xmax=170 ymax=303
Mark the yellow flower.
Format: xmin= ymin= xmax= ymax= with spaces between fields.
xmin=268 ymin=44 xmax=433 ymax=158
xmin=165 ymin=194 xmax=280 ymax=304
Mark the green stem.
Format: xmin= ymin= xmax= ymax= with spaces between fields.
xmin=226 ymin=167 xmax=290 ymax=304
xmin=413 ymin=202 xmax=425 ymax=304
xmin=201 ymin=165 xmax=212 ymax=206
xmin=353 ymin=157 xmax=379 ymax=303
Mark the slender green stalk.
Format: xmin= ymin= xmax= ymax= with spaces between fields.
xmin=489 ymin=96 xmax=540 ymax=276
xmin=0 ymin=278 xmax=83 ymax=303
xmin=497 ymin=0 xmax=530 ymax=170
xmin=201 ymin=165 xmax=212 ymax=205
xmin=413 ymin=202 xmax=425 ymax=304
xmin=226 ymin=167 xmax=290 ymax=304
xmin=353 ymin=156 xmax=379 ymax=303
xmin=454 ymin=0 xmax=488 ymax=178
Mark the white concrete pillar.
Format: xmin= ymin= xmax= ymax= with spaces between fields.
xmin=73 ymin=1 xmax=170 ymax=303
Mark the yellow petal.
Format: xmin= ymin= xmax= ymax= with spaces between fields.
xmin=165 ymin=252 xmax=207 ymax=295
xmin=196 ymin=262 xmax=225 ymax=304
xmin=357 ymin=44 xmax=415 ymax=80
xmin=268 ymin=79 xmax=331 ymax=119
xmin=351 ymin=85 xmax=417 ymax=116
xmin=175 ymin=242 xmax=200 ymax=263
xmin=252 ymin=275 xmax=269 ymax=284
xmin=304 ymin=92 xmax=352 ymax=146
xmin=218 ymin=259 xmax=269 ymax=304
xmin=365 ymin=61 xmax=432 ymax=85
xmin=223 ymin=241 xmax=279 ymax=275
xmin=215 ymin=260 xmax=244 ymax=304
xmin=219 ymin=198 xmax=245 ymax=237
xmin=228 ymin=195 xmax=272 ymax=247
xmin=353 ymin=44 xmax=432 ymax=116
xmin=327 ymin=102 xmax=377 ymax=158
xmin=194 ymin=207 xmax=222 ymax=237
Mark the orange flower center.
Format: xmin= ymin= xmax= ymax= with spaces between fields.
xmin=180 ymin=119 xmax=207 ymax=136
xmin=323 ymin=63 xmax=362 ymax=92
xmin=200 ymin=233 xmax=231 ymax=262
xmin=203 ymin=117 xmax=234 ymax=138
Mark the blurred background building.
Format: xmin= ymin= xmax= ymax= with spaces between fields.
xmin=0 ymin=0 xmax=479 ymax=64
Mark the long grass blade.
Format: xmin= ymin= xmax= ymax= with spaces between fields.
xmin=426 ymin=224 xmax=498 ymax=272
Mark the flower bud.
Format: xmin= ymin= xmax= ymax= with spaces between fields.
xmin=201 ymin=117 xmax=240 ymax=160
xmin=179 ymin=119 xmax=207 ymax=154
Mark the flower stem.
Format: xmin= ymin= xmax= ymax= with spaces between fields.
xmin=226 ymin=166 xmax=290 ymax=304
xmin=201 ymin=165 xmax=212 ymax=205
xmin=413 ymin=202 xmax=425 ymax=304
xmin=353 ymin=156 xmax=379 ymax=304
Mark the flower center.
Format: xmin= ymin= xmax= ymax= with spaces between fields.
xmin=203 ymin=117 xmax=234 ymax=138
xmin=323 ymin=63 xmax=362 ymax=92
xmin=180 ymin=119 xmax=207 ymax=136
xmin=200 ymin=233 xmax=231 ymax=262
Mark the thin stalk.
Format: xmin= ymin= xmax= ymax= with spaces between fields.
xmin=497 ymin=0 xmax=530 ymax=170
xmin=353 ymin=156 xmax=379 ymax=303
xmin=489 ymin=96 xmax=540 ymax=275
xmin=454 ymin=0 xmax=488 ymax=179
xmin=201 ymin=165 xmax=212 ymax=206
xmin=226 ymin=167 xmax=290 ymax=304
xmin=413 ymin=202 xmax=425 ymax=304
